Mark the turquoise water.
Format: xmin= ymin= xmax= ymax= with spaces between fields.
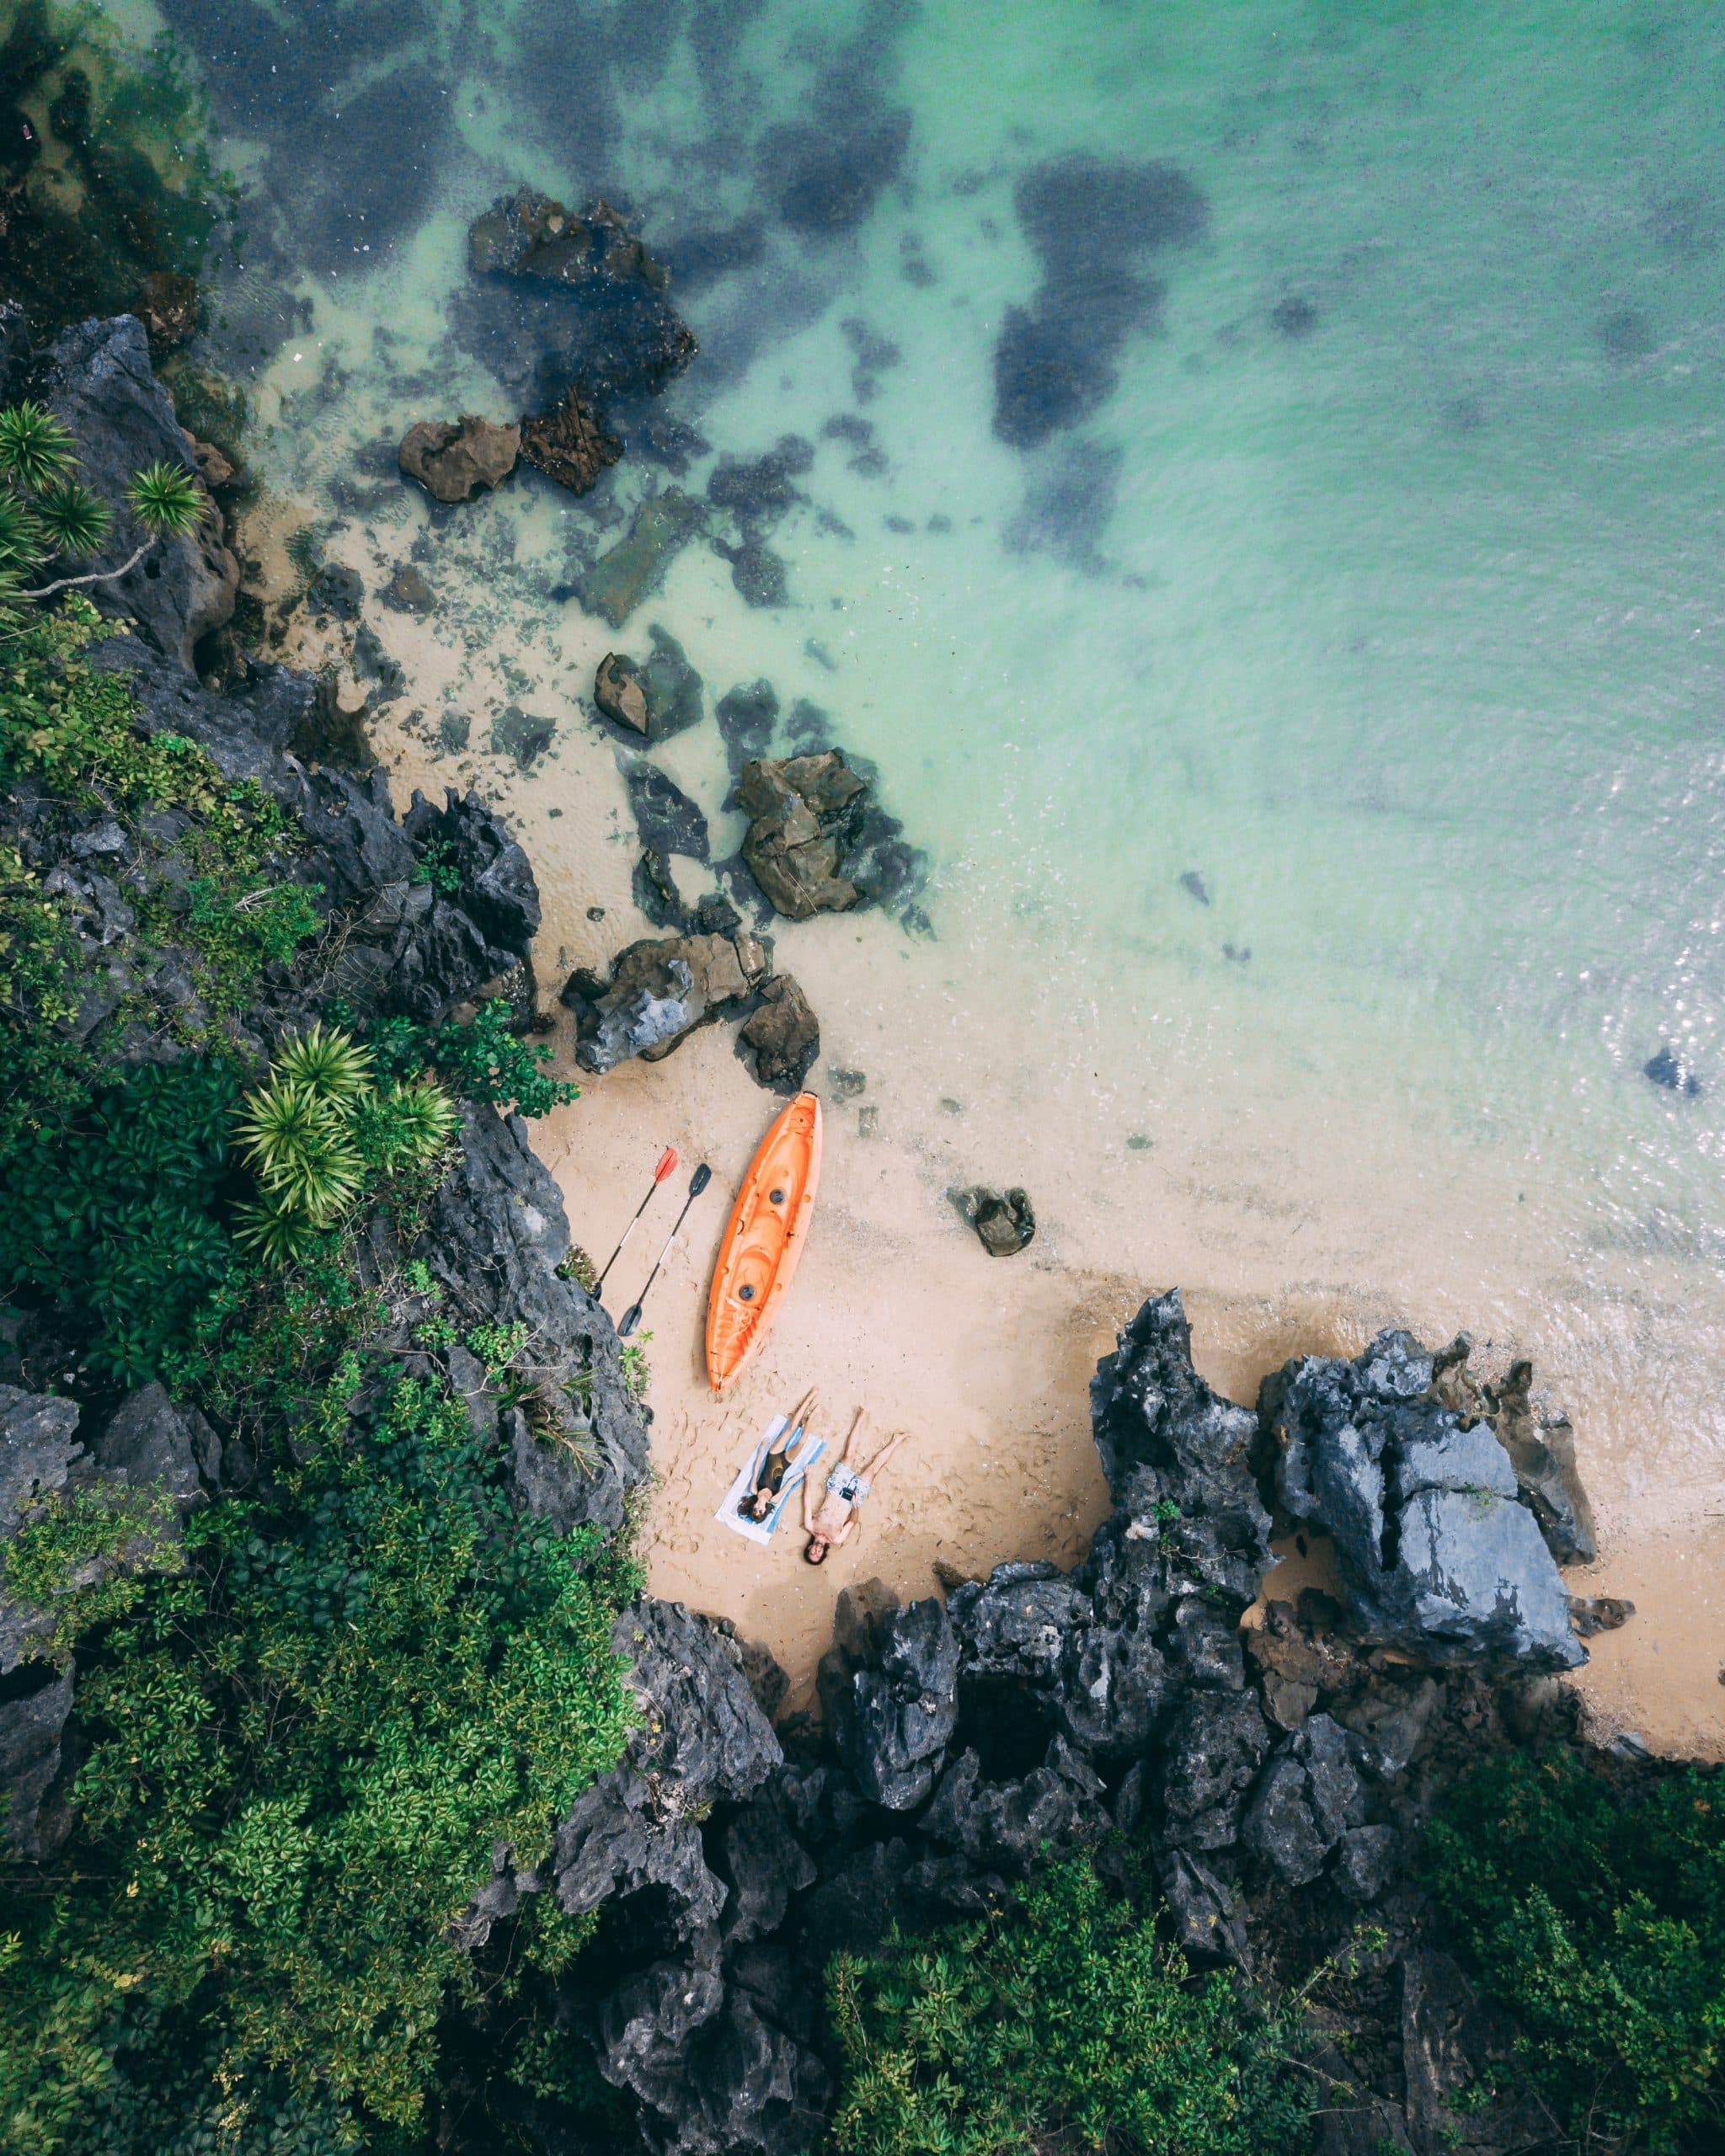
xmin=145 ymin=0 xmax=1725 ymax=1494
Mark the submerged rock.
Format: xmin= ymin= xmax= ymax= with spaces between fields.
xmin=573 ymin=490 xmax=705 ymax=628
xmin=398 ymin=414 xmax=520 ymax=503
xmin=1644 ymin=1044 xmax=1702 ymax=1096
xmin=130 ymin=270 xmax=199 ymax=355
xmin=520 ymin=384 xmax=622 ymax=495
xmin=1262 ymin=1330 xmax=1585 ymax=1669
xmin=950 ymin=1184 xmax=1035 ymax=1256
xmin=467 ymin=189 xmax=696 ymax=406
xmin=595 ymin=652 xmax=649 ymax=734
xmin=736 ymin=750 xmax=870 ymax=918
xmin=625 ymin=763 xmax=709 ymax=861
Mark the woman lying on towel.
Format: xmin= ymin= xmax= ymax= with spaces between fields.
xmin=740 ymin=1386 xmax=820 ymax=1522
xmin=804 ymin=1406 xmax=911 ymax=1564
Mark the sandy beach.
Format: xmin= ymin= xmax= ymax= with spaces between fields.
xmin=255 ymin=518 xmax=1725 ymax=1764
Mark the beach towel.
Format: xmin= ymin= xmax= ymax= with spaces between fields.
xmin=717 ymin=1416 xmax=825 ymax=1546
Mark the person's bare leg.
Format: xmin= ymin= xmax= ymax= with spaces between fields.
xmin=786 ymin=1383 xmax=819 ymax=1431
xmin=838 ymin=1406 xmax=868 ymax=1462
xmin=858 ymin=1428 xmax=910 ymax=1478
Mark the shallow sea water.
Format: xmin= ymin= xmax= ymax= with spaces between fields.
xmin=115 ymin=1 xmax=1725 ymax=1688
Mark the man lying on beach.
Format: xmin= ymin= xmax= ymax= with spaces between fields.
xmin=740 ymin=1385 xmax=819 ymax=1522
xmin=803 ymin=1406 xmax=910 ymax=1564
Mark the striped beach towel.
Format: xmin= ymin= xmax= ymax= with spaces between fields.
xmin=717 ymin=1416 xmax=825 ymax=1546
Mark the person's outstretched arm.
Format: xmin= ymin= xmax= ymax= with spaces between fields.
xmin=803 ymin=1469 xmax=820 ymax=1531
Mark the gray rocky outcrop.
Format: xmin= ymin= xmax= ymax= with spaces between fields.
xmin=561 ymin=926 xmax=772 ymax=1076
xmin=1263 ymin=1330 xmax=1585 ymax=1669
xmin=819 ymin=1582 xmax=959 ymax=1810
xmin=735 ymin=750 xmax=868 ymax=919
xmin=736 ymin=974 xmax=820 ymax=1092
xmin=10 ymin=311 xmax=238 ymax=670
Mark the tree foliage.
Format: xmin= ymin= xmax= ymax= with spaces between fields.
xmin=1426 ymin=1748 xmax=1725 ymax=2153
xmin=826 ymin=1854 xmax=1319 ymax=2156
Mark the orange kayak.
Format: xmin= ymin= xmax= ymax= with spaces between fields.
xmin=705 ymin=1091 xmax=822 ymax=1394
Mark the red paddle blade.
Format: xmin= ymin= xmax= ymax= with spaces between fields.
xmin=654 ymin=1146 xmax=679 ymax=1182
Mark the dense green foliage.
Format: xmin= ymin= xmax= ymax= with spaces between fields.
xmin=827 ymin=1854 xmax=1318 ymax=2156
xmin=1427 ymin=1748 xmax=1725 ymax=2152
xmin=365 ymin=997 xmax=579 ymax=1122
xmin=2 ymin=1367 xmax=639 ymax=2151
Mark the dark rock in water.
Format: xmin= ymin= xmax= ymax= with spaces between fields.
xmin=820 ymin=1582 xmax=959 ymax=1811
xmin=1568 ymin=1594 xmax=1634 ymax=1638
xmin=465 ymin=189 xmax=697 ymax=407
xmin=519 ymin=384 xmax=622 ymax=494
xmin=382 ymin=563 xmax=434 ymax=612
xmin=573 ymin=489 xmax=705 ymax=628
xmin=562 ymin=928 xmax=770 ymax=1074
xmin=1644 ymin=1044 xmax=1701 ymax=1096
xmin=715 ymin=536 xmax=789 ymax=608
xmin=131 ymin=269 xmax=199 ymax=355
xmin=35 ymin=314 xmax=238 ymax=670
xmin=1271 ymin=294 xmax=1319 ymax=339
xmin=736 ymin=750 xmax=899 ymax=919
xmin=640 ymin=624 xmax=704 ymax=739
xmin=307 ymin=561 xmax=364 ymax=620
xmin=738 ymin=974 xmax=820 ymax=1092
xmin=398 ymin=414 xmax=520 ymax=503
xmin=827 ymin=1065 xmax=867 ymax=1101
xmin=633 ymin=848 xmax=689 ymax=931
xmin=634 ymin=413 xmax=710 ymax=473
xmin=626 ymin=763 xmax=709 ymax=860
xmin=716 ymin=680 xmax=781 ymax=767
xmin=1483 ymin=1357 xmax=1597 ymax=1565
xmin=489 ymin=704 xmax=555 ymax=769
xmin=950 ymin=1184 xmax=1035 ymax=1256
xmin=595 ymin=652 xmax=649 ymax=735
xmin=993 ymin=157 xmax=1208 ymax=450
xmin=439 ymin=709 xmax=470 ymax=752
xmin=708 ymin=439 xmax=811 ymax=522
xmin=1262 ymin=1330 xmax=1584 ymax=1669
xmin=762 ymin=109 xmax=911 ymax=235
xmin=1178 ymin=868 xmax=1211 ymax=905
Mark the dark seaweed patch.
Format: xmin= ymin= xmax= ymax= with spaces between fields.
xmin=992 ymin=153 xmax=1208 ymax=450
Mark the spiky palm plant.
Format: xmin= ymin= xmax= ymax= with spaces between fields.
xmin=32 ymin=477 xmax=112 ymax=560
xmin=126 ymin=459 xmax=206 ymax=536
xmin=232 ymin=1193 xmax=320 ymax=1267
xmin=0 ymin=492 xmax=46 ymax=572
xmin=274 ymin=1023 xmax=375 ymax=1105
xmin=0 ymin=402 xmax=77 ymax=491
xmin=234 ymin=1076 xmax=362 ymax=1223
xmin=383 ymin=1078 xmax=458 ymax=1160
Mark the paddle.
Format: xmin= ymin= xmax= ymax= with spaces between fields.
xmin=595 ymin=1146 xmax=679 ymax=1298
xmin=618 ymin=1162 xmax=713 ymax=1337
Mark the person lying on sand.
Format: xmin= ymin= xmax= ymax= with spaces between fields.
xmin=740 ymin=1385 xmax=819 ymax=1522
xmin=803 ymin=1407 xmax=910 ymax=1565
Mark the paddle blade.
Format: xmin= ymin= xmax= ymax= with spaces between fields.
xmin=654 ymin=1146 xmax=679 ymax=1182
xmin=618 ymin=1303 xmax=642 ymax=1337
xmin=690 ymin=1162 xmax=712 ymax=1196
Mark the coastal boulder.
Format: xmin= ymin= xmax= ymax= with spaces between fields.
xmin=1262 ymin=1331 xmax=1585 ymax=1670
xmin=819 ymin=1582 xmax=959 ymax=1811
xmin=573 ymin=490 xmax=706 ymax=628
xmin=561 ymin=927 xmax=771 ymax=1075
xmin=951 ymin=1184 xmax=1035 ymax=1256
xmin=595 ymin=652 xmax=649 ymax=734
xmin=36 ymin=313 xmax=237 ymax=670
xmin=398 ymin=414 xmax=520 ymax=503
xmin=738 ymin=974 xmax=820 ymax=1092
xmin=736 ymin=750 xmax=869 ymax=919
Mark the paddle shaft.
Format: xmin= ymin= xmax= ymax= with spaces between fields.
xmin=619 ymin=1164 xmax=712 ymax=1336
xmin=595 ymin=1147 xmax=678 ymax=1295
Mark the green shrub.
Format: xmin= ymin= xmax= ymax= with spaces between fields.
xmin=377 ymin=999 xmax=579 ymax=1119
xmin=2 ymin=1484 xmax=179 ymax=1657
xmin=3 ymin=1369 xmax=639 ymax=2147
xmin=1426 ymin=1748 xmax=1725 ymax=2152
xmin=0 ymin=1058 xmax=238 ymax=1381
xmin=827 ymin=1853 xmax=1318 ymax=2156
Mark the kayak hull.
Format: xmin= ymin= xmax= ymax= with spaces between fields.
xmin=705 ymin=1091 xmax=822 ymax=1394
